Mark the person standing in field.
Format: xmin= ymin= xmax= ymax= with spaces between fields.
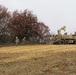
xmin=15 ymin=37 xmax=19 ymax=45
xmin=22 ymin=37 xmax=26 ymax=45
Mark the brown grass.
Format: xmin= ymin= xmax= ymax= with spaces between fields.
xmin=0 ymin=45 xmax=76 ymax=75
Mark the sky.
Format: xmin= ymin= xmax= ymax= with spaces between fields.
xmin=0 ymin=0 xmax=76 ymax=34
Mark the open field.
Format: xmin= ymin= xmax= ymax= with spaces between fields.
xmin=0 ymin=45 xmax=76 ymax=75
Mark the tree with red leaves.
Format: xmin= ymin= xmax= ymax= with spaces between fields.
xmin=7 ymin=10 xmax=50 ymax=43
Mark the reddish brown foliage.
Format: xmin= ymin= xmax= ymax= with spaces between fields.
xmin=7 ymin=10 xmax=50 ymax=43
xmin=0 ymin=5 xmax=50 ymax=44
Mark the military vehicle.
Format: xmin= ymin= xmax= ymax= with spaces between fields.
xmin=51 ymin=26 xmax=76 ymax=44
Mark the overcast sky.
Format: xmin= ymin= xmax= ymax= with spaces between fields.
xmin=0 ymin=0 xmax=76 ymax=34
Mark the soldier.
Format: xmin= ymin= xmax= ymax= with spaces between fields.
xmin=15 ymin=37 xmax=19 ymax=45
xmin=22 ymin=37 xmax=26 ymax=45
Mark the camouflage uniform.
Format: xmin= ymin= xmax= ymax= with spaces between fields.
xmin=15 ymin=37 xmax=19 ymax=45
xmin=22 ymin=37 xmax=26 ymax=44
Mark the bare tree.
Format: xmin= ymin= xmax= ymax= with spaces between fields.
xmin=0 ymin=5 xmax=10 ymax=43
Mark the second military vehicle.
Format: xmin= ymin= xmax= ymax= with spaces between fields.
xmin=51 ymin=26 xmax=76 ymax=44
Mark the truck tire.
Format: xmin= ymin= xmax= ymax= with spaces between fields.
xmin=65 ymin=40 xmax=69 ymax=44
xmin=74 ymin=40 xmax=76 ymax=44
xmin=59 ymin=40 xmax=64 ymax=44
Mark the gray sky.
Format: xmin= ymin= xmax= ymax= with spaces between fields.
xmin=0 ymin=0 xmax=76 ymax=34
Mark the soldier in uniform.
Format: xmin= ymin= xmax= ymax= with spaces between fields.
xmin=15 ymin=37 xmax=19 ymax=45
xmin=22 ymin=37 xmax=26 ymax=45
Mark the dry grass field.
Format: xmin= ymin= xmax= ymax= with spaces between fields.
xmin=0 ymin=45 xmax=76 ymax=75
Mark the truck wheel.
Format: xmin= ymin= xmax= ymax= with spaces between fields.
xmin=75 ymin=41 xmax=76 ymax=44
xmin=74 ymin=40 xmax=76 ymax=44
xmin=59 ymin=40 xmax=64 ymax=44
xmin=65 ymin=40 xmax=69 ymax=44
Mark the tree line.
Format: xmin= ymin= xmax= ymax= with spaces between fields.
xmin=0 ymin=5 xmax=50 ymax=44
